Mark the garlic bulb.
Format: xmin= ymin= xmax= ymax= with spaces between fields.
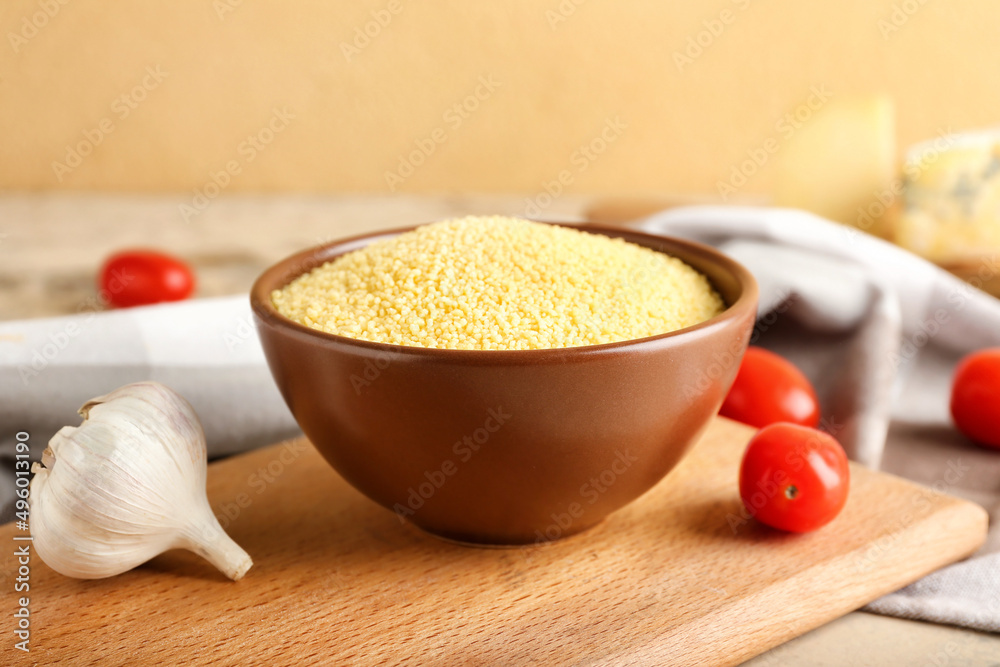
xmin=30 ymin=381 xmax=252 ymax=581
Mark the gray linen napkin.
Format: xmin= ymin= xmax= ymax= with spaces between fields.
xmin=0 ymin=296 xmax=301 ymax=519
xmin=638 ymin=206 xmax=1000 ymax=632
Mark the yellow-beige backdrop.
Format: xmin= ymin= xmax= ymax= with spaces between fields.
xmin=2 ymin=0 xmax=997 ymax=195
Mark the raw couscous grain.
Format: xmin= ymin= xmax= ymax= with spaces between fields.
xmin=271 ymin=216 xmax=725 ymax=350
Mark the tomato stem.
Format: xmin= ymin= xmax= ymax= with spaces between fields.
xmin=784 ymin=485 xmax=798 ymax=500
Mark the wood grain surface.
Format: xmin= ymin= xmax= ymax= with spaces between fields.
xmin=0 ymin=417 xmax=987 ymax=666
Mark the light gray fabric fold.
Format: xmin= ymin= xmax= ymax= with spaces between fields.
xmin=0 ymin=296 xmax=301 ymax=521
xmin=638 ymin=205 xmax=1000 ymax=633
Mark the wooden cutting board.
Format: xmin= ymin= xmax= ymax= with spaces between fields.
xmin=1 ymin=417 xmax=986 ymax=666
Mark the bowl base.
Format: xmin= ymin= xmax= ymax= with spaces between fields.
xmin=403 ymin=517 xmax=608 ymax=549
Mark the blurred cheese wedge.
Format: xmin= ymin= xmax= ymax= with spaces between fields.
xmin=896 ymin=130 xmax=1000 ymax=264
xmin=774 ymin=95 xmax=896 ymax=238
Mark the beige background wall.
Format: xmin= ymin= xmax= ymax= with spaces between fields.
xmin=1 ymin=0 xmax=998 ymax=195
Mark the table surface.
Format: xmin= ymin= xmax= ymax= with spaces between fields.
xmin=2 ymin=192 xmax=998 ymax=665
xmin=0 ymin=420 xmax=988 ymax=666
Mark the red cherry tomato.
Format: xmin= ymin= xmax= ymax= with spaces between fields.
xmin=951 ymin=348 xmax=1000 ymax=450
xmin=98 ymin=250 xmax=195 ymax=308
xmin=739 ymin=423 xmax=850 ymax=533
xmin=720 ymin=346 xmax=820 ymax=429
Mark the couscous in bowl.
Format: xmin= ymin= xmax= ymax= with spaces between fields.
xmin=250 ymin=221 xmax=758 ymax=545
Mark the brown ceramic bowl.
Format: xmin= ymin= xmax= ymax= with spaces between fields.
xmin=251 ymin=223 xmax=758 ymax=545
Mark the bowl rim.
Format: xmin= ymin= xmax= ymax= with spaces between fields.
xmin=250 ymin=222 xmax=759 ymax=361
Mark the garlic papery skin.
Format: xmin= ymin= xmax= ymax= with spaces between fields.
xmin=29 ymin=381 xmax=252 ymax=581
